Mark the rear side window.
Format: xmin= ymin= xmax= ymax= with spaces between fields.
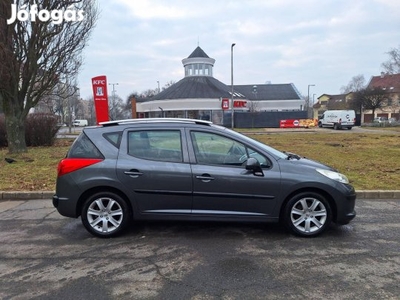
xmin=103 ymin=132 xmax=122 ymax=148
xmin=128 ymin=130 xmax=182 ymax=162
xmin=67 ymin=133 xmax=104 ymax=159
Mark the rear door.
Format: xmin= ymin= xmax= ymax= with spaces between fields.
xmin=117 ymin=128 xmax=193 ymax=215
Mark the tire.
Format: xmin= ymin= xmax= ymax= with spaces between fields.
xmin=81 ymin=192 xmax=131 ymax=238
xmin=283 ymin=192 xmax=332 ymax=237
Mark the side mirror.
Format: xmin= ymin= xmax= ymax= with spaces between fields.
xmin=245 ymin=158 xmax=264 ymax=176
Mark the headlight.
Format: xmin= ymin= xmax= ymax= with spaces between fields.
xmin=316 ymin=168 xmax=349 ymax=184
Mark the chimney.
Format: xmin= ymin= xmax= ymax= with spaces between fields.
xmin=131 ymin=97 xmax=137 ymax=118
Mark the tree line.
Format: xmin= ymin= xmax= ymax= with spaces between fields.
xmin=0 ymin=0 xmax=399 ymax=153
xmin=335 ymin=47 xmax=400 ymax=117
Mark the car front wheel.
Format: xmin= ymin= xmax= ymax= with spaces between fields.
xmin=283 ymin=192 xmax=332 ymax=237
xmin=81 ymin=192 xmax=131 ymax=238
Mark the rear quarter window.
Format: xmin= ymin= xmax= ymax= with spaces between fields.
xmin=103 ymin=132 xmax=122 ymax=148
xmin=67 ymin=133 xmax=104 ymax=159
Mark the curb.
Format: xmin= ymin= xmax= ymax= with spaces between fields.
xmin=1 ymin=191 xmax=55 ymax=201
xmin=1 ymin=190 xmax=400 ymax=201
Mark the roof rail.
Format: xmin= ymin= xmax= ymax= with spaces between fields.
xmin=99 ymin=118 xmax=213 ymax=127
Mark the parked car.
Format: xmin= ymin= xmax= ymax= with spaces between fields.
xmin=53 ymin=118 xmax=356 ymax=238
xmin=373 ymin=117 xmax=388 ymax=123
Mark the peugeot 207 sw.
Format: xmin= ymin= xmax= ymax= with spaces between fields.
xmin=53 ymin=118 xmax=356 ymax=238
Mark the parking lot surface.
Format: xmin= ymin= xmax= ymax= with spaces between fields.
xmin=0 ymin=199 xmax=399 ymax=299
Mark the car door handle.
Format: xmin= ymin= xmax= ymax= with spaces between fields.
xmin=196 ymin=174 xmax=215 ymax=182
xmin=124 ymin=170 xmax=143 ymax=178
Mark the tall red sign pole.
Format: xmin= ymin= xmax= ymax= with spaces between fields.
xmin=91 ymin=75 xmax=109 ymax=124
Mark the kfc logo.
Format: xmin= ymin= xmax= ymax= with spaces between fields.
xmin=92 ymin=80 xmax=106 ymax=85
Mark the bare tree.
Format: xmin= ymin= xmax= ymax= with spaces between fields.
xmin=109 ymin=94 xmax=130 ymax=120
xmin=246 ymin=100 xmax=260 ymax=128
xmin=353 ymin=88 xmax=387 ymax=117
xmin=0 ymin=0 xmax=98 ymax=153
xmin=162 ymin=80 xmax=176 ymax=91
xmin=340 ymin=74 xmax=366 ymax=94
xmin=381 ymin=45 xmax=400 ymax=74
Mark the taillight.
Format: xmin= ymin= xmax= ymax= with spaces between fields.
xmin=57 ymin=158 xmax=103 ymax=177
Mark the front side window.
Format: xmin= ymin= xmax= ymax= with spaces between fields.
xmin=191 ymin=131 xmax=270 ymax=167
xmin=128 ymin=130 xmax=182 ymax=162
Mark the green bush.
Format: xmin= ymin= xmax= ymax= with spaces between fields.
xmin=25 ymin=113 xmax=60 ymax=146
xmin=0 ymin=113 xmax=61 ymax=147
xmin=362 ymin=122 xmax=400 ymax=128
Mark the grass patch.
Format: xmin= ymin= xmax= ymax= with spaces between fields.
xmin=247 ymin=132 xmax=400 ymax=190
xmin=0 ymin=139 xmax=73 ymax=191
xmin=1 ymin=133 xmax=399 ymax=191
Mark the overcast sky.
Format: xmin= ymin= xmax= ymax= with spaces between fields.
xmin=77 ymin=0 xmax=400 ymax=102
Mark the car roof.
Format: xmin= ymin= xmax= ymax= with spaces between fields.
xmin=99 ymin=118 xmax=213 ymax=127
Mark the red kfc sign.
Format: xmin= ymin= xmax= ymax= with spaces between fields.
xmin=221 ymin=98 xmax=229 ymax=110
xmin=233 ymin=100 xmax=247 ymax=108
xmin=92 ymin=75 xmax=109 ymax=124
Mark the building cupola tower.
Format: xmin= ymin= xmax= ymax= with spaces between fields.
xmin=182 ymin=46 xmax=216 ymax=77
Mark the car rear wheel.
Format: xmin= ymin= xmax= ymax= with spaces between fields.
xmin=81 ymin=192 xmax=131 ymax=238
xmin=283 ymin=192 xmax=332 ymax=237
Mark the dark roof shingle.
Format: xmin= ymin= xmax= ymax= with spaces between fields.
xmin=153 ymin=76 xmax=240 ymax=100
xmin=187 ymin=46 xmax=210 ymax=59
xmin=368 ymin=73 xmax=400 ymax=93
xmin=234 ymin=84 xmax=301 ymax=100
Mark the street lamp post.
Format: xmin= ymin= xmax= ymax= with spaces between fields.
xmin=231 ymin=43 xmax=236 ymax=129
xmin=307 ymin=84 xmax=315 ymax=107
xmin=158 ymin=106 xmax=164 ymax=118
xmin=109 ymin=83 xmax=119 ymax=120
xmin=307 ymin=84 xmax=315 ymax=116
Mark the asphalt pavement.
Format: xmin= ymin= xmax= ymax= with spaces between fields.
xmin=0 ymin=198 xmax=399 ymax=299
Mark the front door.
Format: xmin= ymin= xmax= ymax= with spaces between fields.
xmin=188 ymin=130 xmax=281 ymax=217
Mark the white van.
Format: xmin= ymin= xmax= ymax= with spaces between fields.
xmin=73 ymin=119 xmax=88 ymax=127
xmin=318 ymin=110 xmax=355 ymax=130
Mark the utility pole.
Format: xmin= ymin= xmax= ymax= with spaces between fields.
xmin=109 ymin=83 xmax=119 ymax=120
xmin=231 ymin=43 xmax=236 ymax=129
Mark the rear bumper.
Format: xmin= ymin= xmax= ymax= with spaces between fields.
xmin=52 ymin=195 xmax=59 ymax=208
xmin=52 ymin=194 xmax=79 ymax=218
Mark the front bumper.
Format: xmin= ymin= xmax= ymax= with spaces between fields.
xmin=334 ymin=185 xmax=357 ymax=225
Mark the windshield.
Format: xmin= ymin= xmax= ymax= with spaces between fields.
xmin=214 ymin=125 xmax=288 ymax=159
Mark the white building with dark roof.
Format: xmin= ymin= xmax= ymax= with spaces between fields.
xmin=136 ymin=46 xmax=305 ymax=126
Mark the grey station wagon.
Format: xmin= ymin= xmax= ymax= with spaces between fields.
xmin=53 ymin=118 xmax=356 ymax=238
